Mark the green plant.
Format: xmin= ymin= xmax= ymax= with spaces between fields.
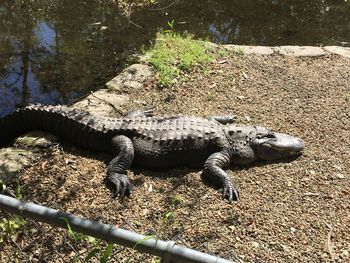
xmin=207 ymin=91 xmax=214 ymax=101
xmin=60 ymin=217 xmax=116 ymax=263
xmin=147 ymin=31 xmax=214 ymax=85
xmin=171 ymin=195 xmax=184 ymax=205
xmin=164 ymin=211 xmax=176 ymax=221
xmin=15 ymin=180 xmax=22 ymax=199
xmin=0 ymin=216 xmax=27 ymax=243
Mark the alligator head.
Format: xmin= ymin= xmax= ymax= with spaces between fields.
xmin=251 ymin=126 xmax=305 ymax=161
xmin=225 ymin=125 xmax=305 ymax=165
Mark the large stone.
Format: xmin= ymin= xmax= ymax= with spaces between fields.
xmin=15 ymin=131 xmax=59 ymax=148
xmin=106 ymin=64 xmax=153 ymax=92
xmin=225 ymin=45 xmax=274 ymax=55
xmin=323 ymin=46 xmax=350 ymax=58
xmin=0 ymin=147 xmax=33 ymax=182
xmin=73 ymin=89 xmax=129 ymax=116
xmin=275 ymin=46 xmax=326 ymax=57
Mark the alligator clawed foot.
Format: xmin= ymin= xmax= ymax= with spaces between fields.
xmin=108 ymin=173 xmax=132 ymax=200
xmin=222 ymin=184 xmax=240 ymax=202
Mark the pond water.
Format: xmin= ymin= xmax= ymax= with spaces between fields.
xmin=0 ymin=0 xmax=349 ymax=116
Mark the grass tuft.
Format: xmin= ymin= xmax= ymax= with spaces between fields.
xmin=147 ymin=31 xmax=214 ymax=85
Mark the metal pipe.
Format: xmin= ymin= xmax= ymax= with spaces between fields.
xmin=0 ymin=194 xmax=235 ymax=263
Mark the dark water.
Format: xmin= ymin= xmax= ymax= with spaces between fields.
xmin=1 ymin=0 xmax=349 ymax=116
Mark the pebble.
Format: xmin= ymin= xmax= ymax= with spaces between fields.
xmin=336 ymin=173 xmax=346 ymax=179
xmin=251 ymin=241 xmax=260 ymax=248
xmin=341 ymin=250 xmax=349 ymax=258
xmin=309 ymin=170 xmax=316 ymax=175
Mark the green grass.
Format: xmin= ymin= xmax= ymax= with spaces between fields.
xmin=147 ymin=31 xmax=214 ymax=85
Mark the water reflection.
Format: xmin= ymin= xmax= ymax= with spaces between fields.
xmin=0 ymin=0 xmax=349 ymax=116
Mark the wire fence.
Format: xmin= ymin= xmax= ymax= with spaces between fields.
xmin=0 ymin=195 xmax=238 ymax=263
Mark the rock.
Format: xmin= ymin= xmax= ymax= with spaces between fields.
xmin=105 ymin=64 xmax=153 ymax=92
xmin=323 ymin=46 xmax=350 ymax=58
xmin=275 ymin=46 xmax=326 ymax=57
xmin=73 ymin=89 xmax=129 ymax=116
xmin=123 ymin=80 xmax=143 ymax=90
xmin=0 ymin=147 xmax=33 ymax=182
xmin=225 ymin=45 xmax=274 ymax=55
xmin=15 ymin=131 xmax=59 ymax=148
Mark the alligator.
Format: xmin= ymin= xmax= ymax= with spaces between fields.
xmin=0 ymin=105 xmax=305 ymax=201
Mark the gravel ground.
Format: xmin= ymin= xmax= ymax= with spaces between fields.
xmin=1 ymin=53 xmax=349 ymax=262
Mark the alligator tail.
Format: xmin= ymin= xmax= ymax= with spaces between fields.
xmin=0 ymin=105 xmax=113 ymax=151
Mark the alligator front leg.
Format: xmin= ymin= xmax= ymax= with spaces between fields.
xmin=107 ymin=135 xmax=134 ymax=199
xmin=203 ymin=150 xmax=239 ymax=201
xmin=208 ymin=114 xmax=236 ymax=124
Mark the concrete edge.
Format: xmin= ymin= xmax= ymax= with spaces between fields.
xmin=224 ymin=44 xmax=350 ymax=58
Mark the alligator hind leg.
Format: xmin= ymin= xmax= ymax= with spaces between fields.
xmin=124 ymin=109 xmax=153 ymax=118
xmin=202 ymin=150 xmax=239 ymax=201
xmin=208 ymin=114 xmax=236 ymax=124
xmin=107 ymin=135 xmax=134 ymax=199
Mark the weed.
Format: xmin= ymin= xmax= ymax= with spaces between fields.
xmin=60 ymin=217 xmax=115 ymax=262
xmin=15 ymin=180 xmax=22 ymax=200
xmin=0 ymin=216 xmax=27 ymax=243
xmin=147 ymin=31 xmax=214 ymax=85
xmin=171 ymin=195 xmax=184 ymax=205
xmin=100 ymin=243 xmax=115 ymax=263
xmin=207 ymin=91 xmax=214 ymax=101
xmin=0 ymin=180 xmax=27 ymax=243
xmin=164 ymin=211 xmax=176 ymax=221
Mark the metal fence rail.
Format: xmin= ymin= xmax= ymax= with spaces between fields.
xmin=0 ymin=194 xmax=236 ymax=263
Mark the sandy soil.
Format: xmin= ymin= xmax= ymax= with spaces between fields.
xmin=1 ymin=53 xmax=349 ymax=262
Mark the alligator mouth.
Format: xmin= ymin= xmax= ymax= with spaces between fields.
xmin=256 ymin=133 xmax=305 ymax=160
xmin=262 ymin=139 xmax=305 ymax=153
xmin=263 ymin=133 xmax=305 ymax=152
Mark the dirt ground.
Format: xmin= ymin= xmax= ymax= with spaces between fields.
xmin=1 ymin=53 xmax=350 ymax=262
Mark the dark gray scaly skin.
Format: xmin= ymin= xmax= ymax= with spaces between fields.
xmin=0 ymin=105 xmax=305 ymax=201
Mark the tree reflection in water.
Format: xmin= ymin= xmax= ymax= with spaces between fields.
xmin=0 ymin=0 xmax=349 ymax=116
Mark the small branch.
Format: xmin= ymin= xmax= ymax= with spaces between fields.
xmin=148 ymin=1 xmax=174 ymax=11
xmin=325 ymin=225 xmax=336 ymax=261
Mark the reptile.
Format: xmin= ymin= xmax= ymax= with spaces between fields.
xmin=0 ymin=105 xmax=305 ymax=201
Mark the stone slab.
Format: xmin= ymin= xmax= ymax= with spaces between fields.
xmin=0 ymin=148 xmax=33 ymax=182
xmin=106 ymin=64 xmax=153 ymax=92
xmin=323 ymin=46 xmax=350 ymax=58
xmin=73 ymin=90 xmax=129 ymax=116
xmin=225 ymin=45 xmax=274 ymax=55
xmin=275 ymin=46 xmax=326 ymax=57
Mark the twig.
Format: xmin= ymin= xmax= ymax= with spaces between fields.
xmin=325 ymin=225 xmax=336 ymax=261
xmin=120 ymin=4 xmax=143 ymax=29
xmin=126 ymin=18 xmax=143 ymax=29
xmin=148 ymin=1 xmax=174 ymax=11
